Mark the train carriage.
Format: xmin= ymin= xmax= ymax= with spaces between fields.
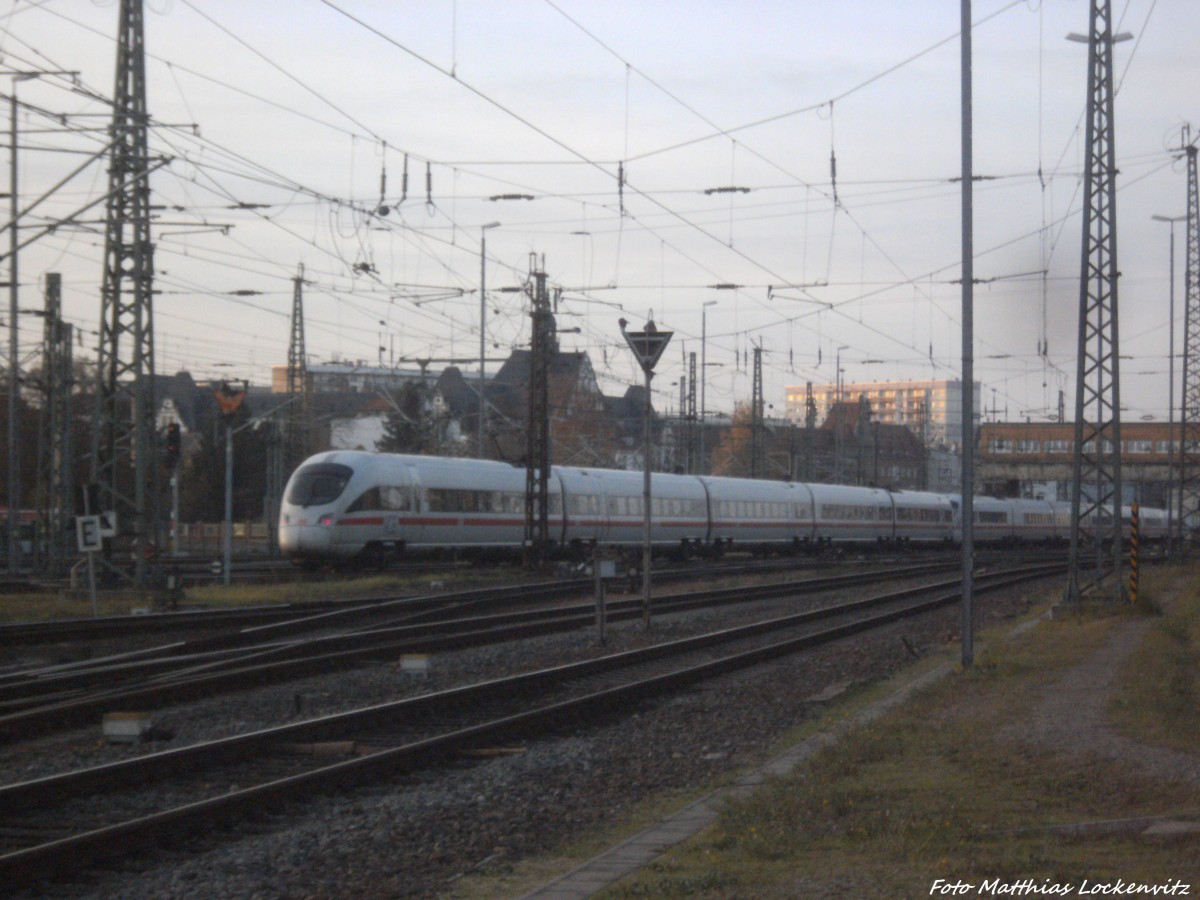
xmin=556 ymin=466 xmax=709 ymax=554
xmin=1010 ymin=498 xmax=1058 ymax=543
xmin=406 ymin=456 xmax=539 ymax=552
xmin=889 ymin=490 xmax=955 ymax=543
xmin=809 ymin=483 xmax=894 ymax=544
xmin=281 ymin=451 xmax=538 ymax=562
xmin=1135 ymin=504 xmax=1168 ymax=542
xmin=952 ymin=495 xmax=1016 ymax=544
xmin=702 ymin=477 xmax=814 ymax=552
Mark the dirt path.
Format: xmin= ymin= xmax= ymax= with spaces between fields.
xmin=1022 ymin=613 xmax=1200 ymax=787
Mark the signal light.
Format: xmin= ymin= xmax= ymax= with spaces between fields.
xmin=164 ymin=422 xmax=181 ymax=469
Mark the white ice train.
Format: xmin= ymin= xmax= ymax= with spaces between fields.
xmin=278 ymin=450 xmax=1167 ymax=565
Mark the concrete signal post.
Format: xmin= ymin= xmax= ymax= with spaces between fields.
xmin=619 ymin=316 xmax=673 ymax=628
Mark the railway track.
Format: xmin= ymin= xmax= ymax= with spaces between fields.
xmin=0 ymin=561 xmax=1061 ymax=888
xmin=0 ymin=546 xmax=1026 ymax=650
xmin=0 ymin=561 xmax=960 ymax=742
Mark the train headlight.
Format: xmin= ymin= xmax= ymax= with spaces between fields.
xmin=318 ymin=513 xmax=335 ymax=527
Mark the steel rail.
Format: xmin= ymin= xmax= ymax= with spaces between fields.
xmin=0 ymin=563 xmax=1061 ymax=886
xmin=0 ymin=563 xmax=958 ymax=740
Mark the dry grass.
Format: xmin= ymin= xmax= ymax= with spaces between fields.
xmin=1109 ymin=568 xmax=1200 ymax=755
xmin=0 ymin=567 xmax=507 ymax=624
xmin=598 ymin=576 xmax=1200 ymax=898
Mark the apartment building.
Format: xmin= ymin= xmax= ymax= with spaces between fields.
xmin=785 ymin=378 xmax=980 ymax=448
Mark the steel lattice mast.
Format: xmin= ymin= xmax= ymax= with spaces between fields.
xmin=285 ymin=264 xmax=309 ymax=475
xmin=1065 ymin=0 xmax=1126 ymax=604
xmin=92 ymin=0 xmax=158 ymax=584
xmin=523 ymin=258 xmax=552 ymax=566
xmin=34 ymin=273 xmax=73 ymax=577
xmin=750 ymin=345 xmax=764 ymax=478
xmin=1179 ymin=133 xmax=1199 ymax=546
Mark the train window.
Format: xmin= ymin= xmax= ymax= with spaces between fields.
xmin=976 ymin=511 xmax=1008 ymax=524
xmin=346 ymin=488 xmax=381 ymax=513
xmin=380 ymin=485 xmax=411 ymax=511
xmin=821 ymin=504 xmax=866 ymax=520
xmin=287 ymin=463 xmax=353 ymax=507
xmin=898 ymin=507 xmax=942 ymax=522
xmin=571 ymin=494 xmax=601 ymax=516
xmin=425 ymin=489 xmax=452 ymax=512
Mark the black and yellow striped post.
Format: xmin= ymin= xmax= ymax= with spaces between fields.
xmin=1129 ymin=502 xmax=1140 ymax=605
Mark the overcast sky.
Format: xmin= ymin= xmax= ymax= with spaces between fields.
xmin=3 ymin=0 xmax=1197 ymax=423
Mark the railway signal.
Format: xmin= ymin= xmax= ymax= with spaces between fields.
xmin=619 ymin=316 xmax=673 ymax=628
xmin=164 ymin=422 xmax=181 ymax=469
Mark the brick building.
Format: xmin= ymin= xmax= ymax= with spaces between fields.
xmin=977 ymin=421 xmax=1176 ymax=509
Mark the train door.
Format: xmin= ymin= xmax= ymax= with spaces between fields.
xmin=548 ymin=469 xmax=568 ymax=546
xmin=402 ymin=462 xmax=426 ymax=547
xmin=880 ymin=493 xmax=897 ymax=543
xmin=790 ymin=482 xmax=816 ymax=547
xmin=590 ymin=473 xmax=611 ymax=544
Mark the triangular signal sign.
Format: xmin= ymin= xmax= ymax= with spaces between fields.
xmin=624 ymin=330 xmax=673 ymax=371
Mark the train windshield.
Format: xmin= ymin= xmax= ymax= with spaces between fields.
xmin=287 ymin=463 xmax=353 ymax=507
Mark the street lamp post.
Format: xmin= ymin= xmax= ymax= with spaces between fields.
xmin=699 ymin=300 xmax=717 ymax=474
xmin=479 ymin=221 xmax=500 ymax=457
xmin=6 ymin=79 xmax=20 ymax=575
xmin=835 ymin=344 xmax=849 ymax=482
xmin=1153 ymin=213 xmax=1185 ymax=553
xmin=4 ymin=69 xmax=76 ymax=574
xmin=223 ymin=396 xmax=297 ymax=585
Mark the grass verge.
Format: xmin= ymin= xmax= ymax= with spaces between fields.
xmin=596 ymin=574 xmax=1200 ymax=898
xmin=0 ymin=567 xmax=509 ymax=624
xmin=1109 ymin=568 xmax=1200 ymax=755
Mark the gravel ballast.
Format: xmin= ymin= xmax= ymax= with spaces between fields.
xmin=6 ymin=569 xmax=1044 ymax=898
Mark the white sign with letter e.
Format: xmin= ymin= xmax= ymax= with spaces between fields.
xmin=76 ymin=515 xmax=103 ymax=553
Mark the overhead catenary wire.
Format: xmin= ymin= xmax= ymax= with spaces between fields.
xmin=0 ymin=0 xmax=1182 ymax=421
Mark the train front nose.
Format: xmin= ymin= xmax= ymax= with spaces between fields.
xmin=279 ymin=512 xmax=335 ymax=559
xmin=280 ymin=459 xmax=356 ymax=561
